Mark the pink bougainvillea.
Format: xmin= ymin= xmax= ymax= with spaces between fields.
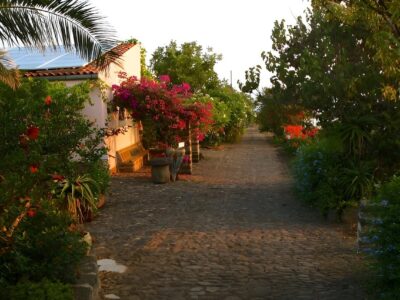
xmin=112 ymin=74 xmax=213 ymax=148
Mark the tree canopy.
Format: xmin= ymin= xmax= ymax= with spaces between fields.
xmin=242 ymin=1 xmax=400 ymax=176
xmin=150 ymin=41 xmax=222 ymax=92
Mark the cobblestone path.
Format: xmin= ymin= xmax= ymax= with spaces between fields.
xmin=86 ymin=127 xmax=364 ymax=300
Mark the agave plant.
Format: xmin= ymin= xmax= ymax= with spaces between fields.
xmin=340 ymin=160 xmax=375 ymax=201
xmin=57 ymin=174 xmax=99 ymax=223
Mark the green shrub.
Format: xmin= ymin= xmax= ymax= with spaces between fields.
xmin=293 ymin=135 xmax=372 ymax=215
xmin=368 ymin=176 xmax=400 ymax=299
xmin=206 ymin=85 xmax=254 ymax=145
xmin=0 ymin=202 xmax=86 ymax=283
xmin=87 ymin=160 xmax=110 ymax=196
xmin=0 ymin=79 xmax=105 ymax=285
xmin=1 ymin=279 xmax=73 ymax=300
xmin=293 ymin=136 xmax=343 ymax=214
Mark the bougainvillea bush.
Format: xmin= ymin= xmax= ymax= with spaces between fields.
xmin=0 ymin=79 xmax=109 ymax=287
xmin=112 ymin=74 xmax=213 ymax=149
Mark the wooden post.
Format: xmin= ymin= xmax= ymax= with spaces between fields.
xmin=179 ymin=123 xmax=192 ymax=174
xmin=191 ymin=136 xmax=200 ymax=163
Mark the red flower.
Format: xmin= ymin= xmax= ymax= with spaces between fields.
xmin=181 ymin=83 xmax=191 ymax=92
xmin=44 ymin=95 xmax=52 ymax=105
xmin=159 ymin=75 xmax=171 ymax=83
xmin=29 ymin=165 xmax=39 ymax=173
xmin=27 ymin=208 xmax=36 ymax=218
xmin=197 ymin=133 xmax=205 ymax=142
xmin=284 ymin=125 xmax=304 ymax=139
xmin=305 ymin=127 xmax=319 ymax=138
xmin=26 ymin=126 xmax=39 ymax=140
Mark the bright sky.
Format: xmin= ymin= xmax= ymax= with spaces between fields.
xmin=93 ymin=0 xmax=310 ymax=89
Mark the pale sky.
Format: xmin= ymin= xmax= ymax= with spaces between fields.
xmin=92 ymin=0 xmax=310 ymax=89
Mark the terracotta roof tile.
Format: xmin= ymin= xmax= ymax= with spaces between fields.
xmin=23 ymin=43 xmax=136 ymax=78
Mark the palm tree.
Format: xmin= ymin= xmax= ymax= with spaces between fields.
xmin=0 ymin=0 xmax=119 ymax=88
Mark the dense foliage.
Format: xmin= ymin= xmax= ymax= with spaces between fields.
xmin=149 ymin=40 xmax=254 ymax=145
xmin=0 ymin=79 xmax=109 ymax=291
xmin=368 ymin=176 xmax=400 ymax=299
xmin=150 ymin=41 xmax=221 ymax=92
xmin=0 ymin=279 xmax=74 ymax=300
xmin=241 ymin=1 xmax=399 ymax=211
xmin=293 ymin=135 xmax=374 ymax=215
xmin=207 ymin=85 xmax=254 ymax=144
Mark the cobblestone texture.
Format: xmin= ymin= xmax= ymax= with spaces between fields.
xmin=86 ymin=127 xmax=365 ymax=300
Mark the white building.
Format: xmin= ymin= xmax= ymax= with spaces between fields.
xmin=13 ymin=43 xmax=142 ymax=172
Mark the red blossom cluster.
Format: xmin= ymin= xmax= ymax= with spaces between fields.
xmin=284 ymin=125 xmax=319 ymax=139
xmin=112 ymin=75 xmax=213 ymax=146
xmin=21 ymin=96 xmax=57 ymax=175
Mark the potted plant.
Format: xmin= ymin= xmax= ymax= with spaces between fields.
xmin=112 ymin=74 xmax=214 ymax=182
xmin=87 ymin=160 xmax=110 ymax=208
xmin=55 ymin=174 xmax=99 ymax=223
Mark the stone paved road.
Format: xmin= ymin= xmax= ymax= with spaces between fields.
xmin=86 ymin=127 xmax=365 ymax=300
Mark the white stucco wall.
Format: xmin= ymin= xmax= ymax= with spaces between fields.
xmin=100 ymin=44 xmax=142 ymax=171
xmin=63 ymin=44 xmax=142 ymax=171
xmin=98 ymin=45 xmax=141 ymax=86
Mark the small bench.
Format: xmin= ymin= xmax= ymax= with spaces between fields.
xmin=116 ymin=143 xmax=148 ymax=173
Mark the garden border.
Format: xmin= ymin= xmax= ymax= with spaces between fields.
xmin=72 ymin=254 xmax=100 ymax=300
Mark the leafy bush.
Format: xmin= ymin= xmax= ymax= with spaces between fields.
xmin=293 ymin=135 xmax=373 ymax=215
xmin=293 ymin=136 xmax=344 ymax=215
xmin=0 ymin=204 xmax=86 ymax=283
xmin=207 ymin=85 xmax=254 ymax=144
xmin=87 ymin=160 xmax=110 ymax=195
xmin=368 ymin=176 xmax=400 ymax=299
xmin=201 ymin=98 xmax=230 ymax=146
xmin=0 ymin=279 xmax=73 ymax=300
xmin=0 ymin=79 xmax=106 ymax=285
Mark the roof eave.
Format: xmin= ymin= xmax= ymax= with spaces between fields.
xmin=24 ymin=73 xmax=99 ymax=81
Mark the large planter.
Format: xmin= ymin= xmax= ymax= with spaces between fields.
xmin=149 ymin=157 xmax=171 ymax=184
xmin=97 ymin=194 xmax=106 ymax=209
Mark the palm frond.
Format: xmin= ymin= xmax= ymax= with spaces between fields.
xmin=0 ymin=50 xmax=19 ymax=89
xmin=0 ymin=0 xmax=120 ymax=70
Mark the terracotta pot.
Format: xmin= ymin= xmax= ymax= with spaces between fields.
xmin=97 ymin=194 xmax=106 ymax=209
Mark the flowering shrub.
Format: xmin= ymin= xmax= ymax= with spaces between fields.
xmin=0 ymin=79 xmax=109 ymax=286
xmin=284 ymin=125 xmax=304 ymax=139
xmin=284 ymin=125 xmax=319 ymax=140
xmin=280 ymin=125 xmax=319 ymax=153
xmin=112 ymin=74 xmax=213 ymax=148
